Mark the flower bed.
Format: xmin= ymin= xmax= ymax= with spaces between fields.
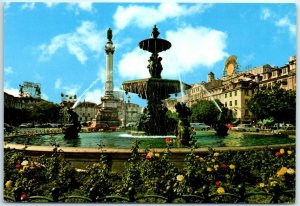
xmin=4 ymin=141 xmax=295 ymax=203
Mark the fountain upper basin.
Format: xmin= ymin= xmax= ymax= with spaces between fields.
xmin=122 ymin=78 xmax=191 ymax=99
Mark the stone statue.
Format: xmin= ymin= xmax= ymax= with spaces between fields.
xmin=107 ymin=28 xmax=112 ymax=41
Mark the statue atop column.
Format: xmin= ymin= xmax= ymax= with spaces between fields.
xmin=107 ymin=28 xmax=113 ymax=42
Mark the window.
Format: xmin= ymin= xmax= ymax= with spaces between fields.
xmin=229 ymin=101 xmax=232 ymax=106
xmin=244 ymin=90 xmax=249 ymax=96
xmin=245 ymin=109 xmax=249 ymax=116
xmin=225 ymin=93 xmax=227 ymax=98
xmin=272 ymin=71 xmax=277 ymax=77
xmin=235 ymin=100 xmax=237 ymax=106
xmin=245 ymin=99 xmax=248 ymax=105
xmin=225 ymin=102 xmax=227 ymax=107
xmin=229 ymin=92 xmax=232 ymax=97
xmin=234 ymin=91 xmax=237 ymax=96
xmin=282 ymin=68 xmax=287 ymax=74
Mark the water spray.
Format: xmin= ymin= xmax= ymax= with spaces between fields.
xmin=71 ymin=78 xmax=101 ymax=109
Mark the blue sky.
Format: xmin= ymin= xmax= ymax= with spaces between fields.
xmin=3 ymin=2 xmax=296 ymax=107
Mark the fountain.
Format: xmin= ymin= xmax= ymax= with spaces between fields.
xmin=122 ymin=25 xmax=191 ymax=136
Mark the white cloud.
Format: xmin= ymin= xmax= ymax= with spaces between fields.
xmin=38 ymin=21 xmax=104 ymax=64
xmin=21 ymin=3 xmax=35 ymax=10
xmin=84 ymin=89 xmax=102 ymax=104
xmin=67 ymin=2 xmax=94 ymax=14
xmin=114 ymin=3 xmax=212 ymax=31
xmin=118 ymin=26 xmax=228 ymax=80
xmin=118 ymin=48 xmax=150 ymax=79
xmin=55 ymin=78 xmax=61 ymax=89
xmin=275 ymin=17 xmax=296 ymax=36
xmin=44 ymin=2 xmax=59 ymax=8
xmin=62 ymin=84 xmax=81 ymax=95
xmin=261 ymin=8 xmax=271 ymax=20
xmin=4 ymin=66 xmax=13 ymax=74
xmin=4 ymin=87 xmax=20 ymax=97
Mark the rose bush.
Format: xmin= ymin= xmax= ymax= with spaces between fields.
xmin=4 ymin=143 xmax=295 ymax=203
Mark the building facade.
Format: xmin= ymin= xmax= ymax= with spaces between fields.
xmin=185 ymin=55 xmax=296 ymax=123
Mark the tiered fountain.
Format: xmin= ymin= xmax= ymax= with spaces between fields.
xmin=122 ymin=25 xmax=191 ymax=135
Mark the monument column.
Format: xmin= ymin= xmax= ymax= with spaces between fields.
xmin=105 ymin=28 xmax=115 ymax=97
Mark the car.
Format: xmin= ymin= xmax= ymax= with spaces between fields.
xmin=190 ymin=123 xmax=210 ymax=131
xmin=19 ymin=123 xmax=34 ymax=128
xmin=226 ymin=123 xmax=236 ymax=129
xmin=90 ymin=123 xmax=110 ymax=132
xmin=231 ymin=124 xmax=260 ymax=132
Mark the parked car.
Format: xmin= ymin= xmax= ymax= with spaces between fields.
xmin=226 ymin=123 xmax=236 ymax=129
xmin=190 ymin=123 xmax=210 ymax=131
xmin=19 ymin=123 xmax=34 ymax=128
xmin=231 ymin=124 xmax=260 ymax=132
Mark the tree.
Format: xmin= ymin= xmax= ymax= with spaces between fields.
xmin=28 ymin=100 xmax=61 ymax=123
xmin=190 ymin=99 xmax=222 ymax=126
xmin=247 ymin=86 xmax=296 ymax=124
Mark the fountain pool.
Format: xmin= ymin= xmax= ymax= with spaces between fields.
xmin=6 ymin=131 xmax=294 ymax=149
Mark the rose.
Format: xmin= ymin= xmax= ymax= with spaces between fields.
xmin=287 ymin=168 xmax=295 ymax=175
xmin=259 ymin=183 xmax=265 ymax=188
xmin=221 ymin=163 xmax=227 ymax=169
xmin=176 ymin=175 xmax=184 ymax=182
xmin=215 ymin=181 xmax=221 ymax=187
xmin=277 ymin=167 xmax=288 ymax=177
xmin=21 ymin=193 xmax=27 ymax=200
xmin=145 ymin=152 xmax=154 ymax=159
xmin=5 ymin=180 xmax=13 ymax=188
xmin=213 ymin=153 xmax=220 ymax=157
xmin=275 ymin=152 xmax=281 ymax=157
xmin=287 ymin=150 xmax=293 ymax=155
xmin=214 ymin=165 xmax=219 ymax=170
xmin=280 ymin=149 xmax=285 ymax=154
xmin=21 ymin=160 xmax=29 ymax=166
xmin=217 ymin=187 xmax=225 ymax=194
xmin=229 ymin=164 xmax=235 ymax=170
xmin=165 ymin=137 xmax=171 ymax=143
xmin=207 ymin=167 xmax=212 ymax=172
xmin=15 ymin=164 xmax=22 ymax=169
xmin=154 ymin=153 xmax=160 ymax=157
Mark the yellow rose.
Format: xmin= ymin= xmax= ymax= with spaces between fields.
xmin=270 ymin=181 xmax=278 ymax=186
xmin=229 ymin=164 xmax=235 ymax=170
xmin=259 ymin=183 xmax=265 ymax=188
xmin=287 ymin=150 xmax=293 ymax=155
xmin=207 ymin=167 xmax=212 ymax=172
xmin=5 ymin=180 xmax=13 ymax=188
xmin=176 ymin=175 xmax=184 ymax=182
xmin=217 ymin=187 xmax=225 ymax=194
xmin=280 ymin=149 xmax=285 ymax=154
xmin=211 ymin=159 xmax=216 ymax=163
xmin=287 ymin=168 xmax=295 ymax=175
xmin=214 ymin=165 xmax=219 ymax=170
xmin=213 ymin=153 xmax=220 ymax=157
xmin=154 ymin=153 xmax=160 ymax=157
xmin=277 ymin=167 xmax=288 ymax=177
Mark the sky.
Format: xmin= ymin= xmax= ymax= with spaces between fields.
xmin=3 ymin=2 xmax=297 ymax=107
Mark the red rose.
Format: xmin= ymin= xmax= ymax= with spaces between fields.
xmin=21 ymin=193 xmax=27 ymax=200
xmin=221 ymin=163 xmax=227 ymax=169
xmin=215 ymin=181 xmax=221 ymax=187
xmin=165 ymin=137 xmax=171 ymax=143
xmin=275 ymin=152 xmax=281 ymax=156
xmin=15 ymin=164 xmax=22 ymax=169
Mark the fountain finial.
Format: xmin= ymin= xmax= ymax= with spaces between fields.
xmin=151 ymin=25 xmax=160 ymax=39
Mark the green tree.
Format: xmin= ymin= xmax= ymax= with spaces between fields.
xmin=247 ymin=86 xmax=296 ymax=124
xmin=190 ymin=99 xmax=222 ymax=126
xmin=28 ymin=100 xmax=61 ymax=123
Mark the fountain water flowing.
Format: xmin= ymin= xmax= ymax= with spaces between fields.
xmin=122 ymin=25 xmax=191 ymax=135
xmin=71 ymin=78 xmax=101 ymax=109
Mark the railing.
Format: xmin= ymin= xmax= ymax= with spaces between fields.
xmin=4 ymin=185 xmax=295 ymax=203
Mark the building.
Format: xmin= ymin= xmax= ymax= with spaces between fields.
xmin=185 ymin=55 xmax=296 ymax=123
xmin=73 ymin=101 xmax=97 ymax=122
